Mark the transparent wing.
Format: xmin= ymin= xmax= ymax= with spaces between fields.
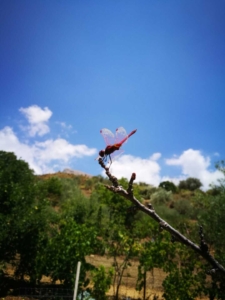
xmin=115 ymin=127 xmax=128 ymax=144
xmin=110 ymin=148 xmax=124 ymax=162
xmin=100 ymin=128 xmax=115 ymax=146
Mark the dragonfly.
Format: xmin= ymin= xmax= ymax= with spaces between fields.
xmin=97 ymin=127 xmax=137 ymax=166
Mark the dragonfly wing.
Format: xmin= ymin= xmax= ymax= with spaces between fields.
xmin=115 ymin=127 xmax=128 ymax=144
xmin=110 ymin=148 xmax=124 ymax=162
xmin=100 ymin=128 xmax=115 ymax=146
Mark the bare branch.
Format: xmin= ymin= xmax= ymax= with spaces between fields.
xmin=97 ymin=158 xmax=225 ymax=275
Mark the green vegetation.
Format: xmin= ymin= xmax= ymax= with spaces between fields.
xmin=178 ymin=177 xmax=202 ymax=191
xmin=1 ymin=151 xmax=225 ymax=299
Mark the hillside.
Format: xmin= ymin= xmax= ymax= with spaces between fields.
xmin=1 ymin=152 xmax=224 ymax=299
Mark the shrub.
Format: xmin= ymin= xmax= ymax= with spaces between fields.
xmin=151 ymin=188 xmax=173 ymax=205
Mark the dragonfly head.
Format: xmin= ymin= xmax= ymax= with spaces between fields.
xmin=99 ymin=150 xmax=105 ymax=158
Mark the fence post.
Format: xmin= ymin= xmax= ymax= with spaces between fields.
xmin=73 ymin=261 xmax=81 ymax=300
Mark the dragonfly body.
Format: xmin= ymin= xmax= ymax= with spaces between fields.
xmin=98 ymin=128 xmax=137 ymax=166
xmin=104 ymin=143 xmax=121 ymax=155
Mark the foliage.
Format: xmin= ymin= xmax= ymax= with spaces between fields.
xmin=151 ymin=188 xmax=173 ymax=205
xmin=152 ymin=205 xmax=186 ymax=229
xmin=106 ymin=229 xmax=139 ymax=300
xmin=162 ymin=254 xmax=207 ymax=300
xmin=197 ymin=193 xmax=225 ymax=265
xmin=91 ymin=265 xmax=114 ymax=300
xmin=178 ymin=177 xmax=202 ymax=191
xmin=0 ymin=152 xmax=46 ymax=279
xmin=173 ymin=199 xmax=192 ymax=217
xmin=44 ymin=218 xmax=97 ymax=287
xmin=137 ymin=228 xmax=176 ymax=296
xmin=0 ymin=151 xmax=35 ymax=214
xmin=1 ymin=151 xmax=225 ymax=299
xmin=59 ymin=177 xmax=99 ymax=227
xmin=159 ymin=181 xmax=177 ymax=193
xmin=42 ymin=177 xmax=63 ymax=206
xmin=135 ymin=183 xmax=157 ymax=199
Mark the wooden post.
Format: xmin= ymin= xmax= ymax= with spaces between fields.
xmin=73 ymin=261 xmax=81 ymax=300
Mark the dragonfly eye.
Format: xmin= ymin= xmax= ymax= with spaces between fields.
xmin=99 ymin=150 xmax=105 ymax=157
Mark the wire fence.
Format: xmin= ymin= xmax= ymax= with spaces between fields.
xmin=2 ymin=287 xmax=73 ymax=300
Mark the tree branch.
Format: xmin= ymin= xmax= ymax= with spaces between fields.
xmin=98 ymin=158 xmax=225 ymax=275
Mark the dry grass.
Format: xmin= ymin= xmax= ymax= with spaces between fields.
xmin=86 ymin=255 xmax=166 ymax=299
xmin=85 ymin=254 xmax=209 ymax=300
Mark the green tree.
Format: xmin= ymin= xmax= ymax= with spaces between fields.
xmin=178 ymin=177 xmax=202 ymax=191
xmin=159 ymin=181 xmax=177 ymax=193
xmin=0 ymin=151 xmax=36 ymax=265
xmin=0 ymin=151 xmax=55 ymax=284
xmin=44 ymin=218 xmax=98 ymax=288
xmin=136 ymin=227 xmax=176 ymax=299
xmin=91 ymin=265 xmax=114 ymax=300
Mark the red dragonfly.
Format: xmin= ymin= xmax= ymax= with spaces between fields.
xmin=97 ymin=127 xmax=137 ymax=166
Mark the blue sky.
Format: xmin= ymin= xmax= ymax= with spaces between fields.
xmin=1 ymin=0 xmax=225 ymax=189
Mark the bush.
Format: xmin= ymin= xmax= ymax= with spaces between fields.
xmin=174 ymin=199 xmax=192 ymax=217
xmin=153 ymin=205 xmax=183 ymax=226
xmin=151 ymin=188 xmax=173 ymax=205
xmin=91 ymin=265 xmax=114 ymax=300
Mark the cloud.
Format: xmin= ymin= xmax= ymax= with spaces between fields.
xmin=1 ymin=105 xmax=223 ymax=190
xmin=106 ymin=154 xmax=162 ymax=186
xmin=19 ymin=105 xmax=52 ymax=137
xmin=0 ymin=126 xmax=97 ymax=174
xmin=165 ymin=149 xmax=222 ymax=190
xmin=35 ymin=139 xmax=96 ymax=162
xmin=0 ymin=126 xmax=43 ymax=173
xmin=101 ymin=149 xmax=223 ymax=190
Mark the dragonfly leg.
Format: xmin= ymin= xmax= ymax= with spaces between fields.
xmin=109 ymin=155 xmax=112 ymax=167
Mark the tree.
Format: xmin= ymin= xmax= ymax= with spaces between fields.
xmin=91 ymin=265 xmax=114 ymax=300
xmin=178 ymin=177 xmax=202 ymax=191
xmin=159 ymin=181 xmax=177 ymax=193
xmin=43 ymin=218 xmax=98 ymax=288
xmin=0 ymin=151 xmax=54 ymax=284
xmin=0 ymin=151 xmax=36 ymax=264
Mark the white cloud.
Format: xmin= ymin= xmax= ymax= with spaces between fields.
xmin=1 ymin=105 xmax=223 ymax=191
xmin=19 ymin=105 xmax=52 ymax=123
xmin=150 ymin=152 xmax=161 ymax=161
xmin=0 ymin=126 xmax=43 ymax=173
xmin=165 ymin=149 xmax=223 ymax=190
xmin=0 ymin=126 xmax=97 ymax=174
xmin=19 ymin=105 xmax=52 ymax=137
xmin=35 ymin=139 xmax=96 ymax=162
xmin=100 ymin=149 xmax=223 ymax=191
xmin=105 ymin=154 xmax=162 ymax=186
